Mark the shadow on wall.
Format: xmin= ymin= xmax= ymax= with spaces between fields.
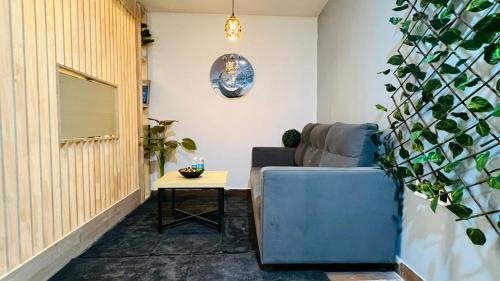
xmin=403 ymin=191 xmax=500 ymax=281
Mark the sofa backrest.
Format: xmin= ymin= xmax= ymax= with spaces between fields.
xmin=294 ymin=123 xmax=378 ymax=167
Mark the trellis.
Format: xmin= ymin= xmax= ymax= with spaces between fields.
xmin=376 ymin=0 xmax=499 ymax=245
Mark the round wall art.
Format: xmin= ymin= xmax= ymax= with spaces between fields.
xmin=209 ymin=54 xmax=254 ymax=98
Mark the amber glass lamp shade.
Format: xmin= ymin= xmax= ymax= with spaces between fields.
xmin=224 ymin=15 xmax=241 ymax=41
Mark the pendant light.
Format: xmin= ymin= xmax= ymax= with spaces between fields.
xmin=224 ymin=0 xmax=242 ymax=41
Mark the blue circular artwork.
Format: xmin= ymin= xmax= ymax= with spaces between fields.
xmin=210 ymin=54 xmax=254 ymax=98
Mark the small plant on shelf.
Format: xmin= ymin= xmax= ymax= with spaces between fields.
xmin=141 ymin=23 xmax=155 ymax=46
xmin=143 ymin=119 xmax=196 ymax=177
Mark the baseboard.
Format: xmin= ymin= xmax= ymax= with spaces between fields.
xmin=0 ymin=189 xmax=142 ymax=281
xmin=397 ymin=260 xmax=424 ymax=281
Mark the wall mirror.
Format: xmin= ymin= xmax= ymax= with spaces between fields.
xmin=58 ymin=67 xmax=118 ymax=141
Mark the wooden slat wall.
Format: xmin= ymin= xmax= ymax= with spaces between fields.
xmin=0 ymin=0 xmax=141 ymax=276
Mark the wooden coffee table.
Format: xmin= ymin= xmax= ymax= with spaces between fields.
xmin=153 ymin=171 xmax=228 ymax=233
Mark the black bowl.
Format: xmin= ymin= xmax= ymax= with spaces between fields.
xmin=178 ymin=168 xmax=204 ymax=178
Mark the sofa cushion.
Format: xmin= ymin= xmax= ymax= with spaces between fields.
xmin=302 ymin=124 xmax=332 ymax=167
xmin=319 ymin=122 xmax=378 ymax=167
xmin=294 ymin=123 xmax=316 ymax=166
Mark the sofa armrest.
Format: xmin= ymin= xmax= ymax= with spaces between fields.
xmin=252 ymin=147 xmax=296 ymax=167
xmin=259 ymin=166 xmax=399 ymax=264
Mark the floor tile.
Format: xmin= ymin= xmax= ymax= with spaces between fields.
xmin=153 ymin=231 xmax=222 ymax=255
xmin=327 ymin=271 xmax=403 ymax=281
xmin=222 ymin=217 xmax=257 ymax=253
xmin=186 ymin=252 xmax=330 ymax=281
xmin=50 ymin=256 xmax=190 ymax=281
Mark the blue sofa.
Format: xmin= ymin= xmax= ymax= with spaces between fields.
xmin=249 ymin=123 xmax=399 ymax=265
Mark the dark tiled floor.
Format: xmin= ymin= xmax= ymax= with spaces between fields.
xmin=50 ymin=190 xmax=330 ymax=281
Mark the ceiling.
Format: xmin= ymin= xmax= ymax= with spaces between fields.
xmin=140 ymin=0 xmax=329 ymax=17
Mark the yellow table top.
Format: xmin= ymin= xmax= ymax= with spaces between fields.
xmin=153 ymin=170 xmax=229 ymax=190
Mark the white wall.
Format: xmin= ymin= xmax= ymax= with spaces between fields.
xmin=317 ymin=0 xmax=399 ymax=124
xmin=148 ymin=13 xmax=317 ymax=188
xmin=318 ymin=1 xmax=500 ymax=281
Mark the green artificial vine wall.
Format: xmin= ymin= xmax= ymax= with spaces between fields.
xmin=375 ymin=0 xmax=499 ymax=245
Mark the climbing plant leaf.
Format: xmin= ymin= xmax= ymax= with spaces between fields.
xmin=388 ymin=54 xmax=404 ymax=65
xmin=468 ymin=96 xmax=493 ymax=112
xmin=475 ymin=119 xmax=490 ymax=136
xmin=467 ymin=0 xmax=494 ymax=12
xmin=466 ymin=228 xmax=486 ymax=245
xmin=475 ymin=151 xmax=490 ymax=172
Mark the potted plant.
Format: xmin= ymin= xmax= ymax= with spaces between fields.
xmin=143 ymin=119 xmax=196 ymax=177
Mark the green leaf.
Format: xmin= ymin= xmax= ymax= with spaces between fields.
xmin=390 ymin=17 xmax=402 ymax=25
xmin=411 ymin=130 xmax=422 ymax=142
xmin=396 ymin=0 xmax=406 ymax=5
xmin=393 ymin=4 xmax=409 ymax=11
xmin=456 ymin=133 xmax=473 ymax=147
xmin=468 ymin=96 xmax=494 ymax=112
xmin=405 ymin=82 xmax=420 ymax=92
xmin=399 ymin=147 xmax=410 ymax=159
xmin=413 ymin=162 xmax=424 ymax=175
xmin=454 ymin=73 xmax=467 ymax=90
xmin=484 ymin=43 xmax=500 ymax=65
xmin=431 ymin=95 xmax=454 ymax=120
xmin=451 ymin=112 xmax=469 ymax=121
xmin=151 ymin=125 xmax=165 ymax=134
xmin=428 ymin=150 xmax=444 ymax=165
xmin=422 ymin=34 xmax=439 ymax=45
xmin=476 ymin=119 xmax=490 ymax=137
xmin=439 ymin=28 xmax=462 ymax=45
xmin=159 ymin=120 xmax=177 ymax=126
xmin=424 ymin=50 xmax=448 ymax=63
xmin=487 ymin=176 xmax=500 ymax=189
xmin=413 ymin=154 xmax=429 ymax=164
xmin=466 ymin=228 xmax=486 ymax=245
xmin=493 ymin=107 xmax=500 ymax=117
xmin=421 ymin=129 xmax=438 ymax=144
xmin=436 ymin=171 xmax=454 ymax=186
xmin=400 ymin=20 xmax=411 ymax=34
xmin=456 ymin=75 xmax=480 ymax=90
xmin=455 ymin=58 xmax=468 ymax=67
xmin=473 ymin=13 xmax=500 ymax=33
xmin=403 ymin=102 xmax=410 ymax=115
xmin=393 ymin=110 xmax=404 ymax=121
xmin=412 ymin=139 xmax=425 ymax=152
xmin=436 ymin=119 xmax=458 ymax=133
xmin=459 ymin=39 xmax=482 ymax=51
xmin=449 ymin=142 xmax=464 ymax=158
xmin=385 ymin=84 xmax=397 ymax=92
xmin=497 ymin=80 xmax=500 ymax=91
xmin=475 ymin=151 xmax=490 ymax=172
xmin=165 ymin=140 xmax=179 ymax=149
xmin=444 ymin=161 xmax=461 ymax=173
xmin=473 ymin=31 xmax=496 ymax=45
xmin=431 ymin=196 xmax=438 ymax=213
xmin=467 ymin=0 xmax=494 ymax=12
xmin=423 ymin=79 xmax=442 ymax=94
xmin=446 ymin=203 xmax=473 ymax=219
xmin=378 ymin=69 xmax=391 ymax=75
xmin=376 ymin=104 xmax=388 ymax=112
xmin=388 ymin=54 xmax=404 ymax=65
xmin=181 ymin=138 xmax=197 ymax=150
xmin=451 ymin=188 xmax=463 ymax=204
xmin=439 ymin=63 xmax=460 ymax=74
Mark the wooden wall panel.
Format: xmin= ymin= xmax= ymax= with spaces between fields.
xmin=0 ymin=0 xmax=141 ymax=277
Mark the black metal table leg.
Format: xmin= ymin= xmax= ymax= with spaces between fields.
xmin=218 ymin=188 xmax=224 ymax=233
xmin=158 ymin=188 xmax=163 ymax=233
